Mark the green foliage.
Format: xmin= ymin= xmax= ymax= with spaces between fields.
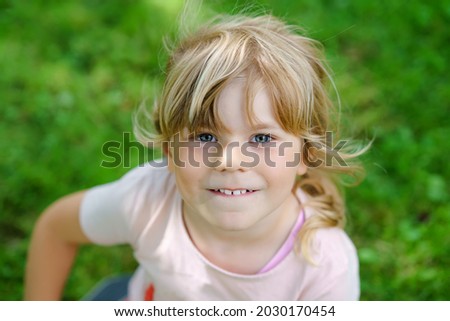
xmin=1 ymin=0 xmax=448 ymax=300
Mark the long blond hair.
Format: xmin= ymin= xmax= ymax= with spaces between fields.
xmin=134 ymin=14 xmax=367 ymax=262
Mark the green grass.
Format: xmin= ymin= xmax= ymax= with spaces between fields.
xmin=1 ymin=0 xmax=449 ymax=300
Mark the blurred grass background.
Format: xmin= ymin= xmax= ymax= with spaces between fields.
xmin=1 ymin=0 xmax=448 ymax=300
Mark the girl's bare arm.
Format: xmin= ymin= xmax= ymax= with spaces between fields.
xmin=24 ymin=191 xmax=91 ymax=300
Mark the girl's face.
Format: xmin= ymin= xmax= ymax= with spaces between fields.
xmin=168 ymin=78 xmax=306 ymax=239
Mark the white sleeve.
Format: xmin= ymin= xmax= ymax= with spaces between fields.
xmin=79 ymin=164 xmax=169 ymax=246
xmin=79 ymin=180 xmax=130 ymax=245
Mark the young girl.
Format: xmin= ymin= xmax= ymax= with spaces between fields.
xmin=25 ymin=14 xmax=365 ymax=300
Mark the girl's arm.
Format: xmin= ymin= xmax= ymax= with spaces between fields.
xmin=24 ymin=191 xmax=91 ymax=300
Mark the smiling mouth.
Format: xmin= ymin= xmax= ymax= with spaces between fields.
xmin=209 ymin=188 xmax=256 ymax=196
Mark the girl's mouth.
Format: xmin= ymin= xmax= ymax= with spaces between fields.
xmin=209 ymin=188 xmax=256 ymax=196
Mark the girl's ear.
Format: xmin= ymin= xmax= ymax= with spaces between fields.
xmin=162 ymin=142 xmax=169 ymax=157
xmin=163 ymin=142 xmax=174 ymax=172
xmin=296 ymin=138 xmax=308 ymax=176
xmin=297 ymin=161 xmax=307 ymax=176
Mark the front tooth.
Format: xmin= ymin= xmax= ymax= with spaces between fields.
xmin=218 ymin=189 xmax=249 ymax=195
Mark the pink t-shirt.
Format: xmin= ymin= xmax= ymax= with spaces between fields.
xmin=80 ymin=163 xmax=360 ymax=300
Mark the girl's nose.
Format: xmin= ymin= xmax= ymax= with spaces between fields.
xmin=214 ymin=141 xmax=248 ymax=172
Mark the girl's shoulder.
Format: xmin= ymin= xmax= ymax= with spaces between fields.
xmin=312 ymin=227 xmax=357 ymax=258
xmin=111 ymin=159 xmax=174 ymax=193
xmin=119 ymin=159 xmax=170 ymax=181
xmin=112 ymin=159 xmax=177 ymax=210
xmin=304 ymin=226 xmax=359 ymax=290
xmin=296 ymin=226 xmax=360 ymax=300
xmin=295 ymin=188 xmax=357 ymax=264
xmin=80 ymin=159 xmax=176 ymax=245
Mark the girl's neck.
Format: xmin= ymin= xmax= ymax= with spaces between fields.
xmin=182 ymin=194 xmax=301 ymax=274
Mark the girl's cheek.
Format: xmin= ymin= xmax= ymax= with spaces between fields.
xmin=266 ymin=143 xmax=301 ymax=167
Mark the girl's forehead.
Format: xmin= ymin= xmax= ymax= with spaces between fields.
xmin=180 ymin=71 xmax=301 ymax=137
xmin=213 ymin=78 xmax=282 ymax=132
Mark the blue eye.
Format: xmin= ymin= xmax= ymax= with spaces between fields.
xmin=197 ymin=133 xmax=217 ymax=142
xmin=251 ymin=134 xmax=272 ymax=144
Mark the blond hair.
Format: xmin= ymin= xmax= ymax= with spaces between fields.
xmin=134 ymin=14 xmax=367 ymax=262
